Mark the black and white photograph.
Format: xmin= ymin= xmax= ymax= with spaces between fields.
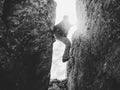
xmin=0 ymin=0 xmax=120 ymax=90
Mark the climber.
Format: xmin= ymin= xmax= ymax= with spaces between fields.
xmin=53 ymin=15 xmax=72 ymax=62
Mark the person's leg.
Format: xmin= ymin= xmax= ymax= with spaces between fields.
xmin=56 ymin=36 xmax=71 ymax=62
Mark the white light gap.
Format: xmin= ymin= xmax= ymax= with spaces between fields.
xmin=50 ymin=0 xmax=77 ymax=80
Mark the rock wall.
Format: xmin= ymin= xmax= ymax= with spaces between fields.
xmin=67 ymin=0 xmax=120 ymax=90
xmin=0 ymin=0 xmax=56 ymax=90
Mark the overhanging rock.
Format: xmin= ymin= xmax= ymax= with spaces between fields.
xmin=0 ymin=0 xmax=56 ymax=90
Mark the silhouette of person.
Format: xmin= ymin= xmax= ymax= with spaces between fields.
xmin=53 ymin=15 xmax=72 ymax=62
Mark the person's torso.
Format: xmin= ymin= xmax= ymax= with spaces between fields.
xmin=54 ymin=21 xmax=71 ymax=37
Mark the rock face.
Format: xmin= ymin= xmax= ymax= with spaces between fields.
xmin=49 ymin=79 xmax=68 ymax=90
xmin=67 ymin=0 xmax=120 ymax=90
xmin=0 ymin=0 xmax=56 ymax=90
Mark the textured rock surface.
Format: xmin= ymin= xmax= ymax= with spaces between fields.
xmin=67 ymin=0 xmax=120 ymax=90
xmin=0 ymin=0 xmax=56 ymax=90
xmin=49 ymin=79 xmax=67 ymax=90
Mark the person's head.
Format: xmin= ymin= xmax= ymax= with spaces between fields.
xmin=60 ymin=15 xmax=72 ymax=31
xmin=63 ymin=15 xmax=73 ymax=28
xmin=63 ymin=15 xmax=69 ymax=22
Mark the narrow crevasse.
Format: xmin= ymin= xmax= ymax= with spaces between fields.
xmin=67 ymin=0 xmax=120 ymax=90
xmin=0 ymin=0 xmax=56 ymax=90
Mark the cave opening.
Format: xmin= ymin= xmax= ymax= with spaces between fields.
xmin=50 ymin=0 xmax=77 ymax=80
